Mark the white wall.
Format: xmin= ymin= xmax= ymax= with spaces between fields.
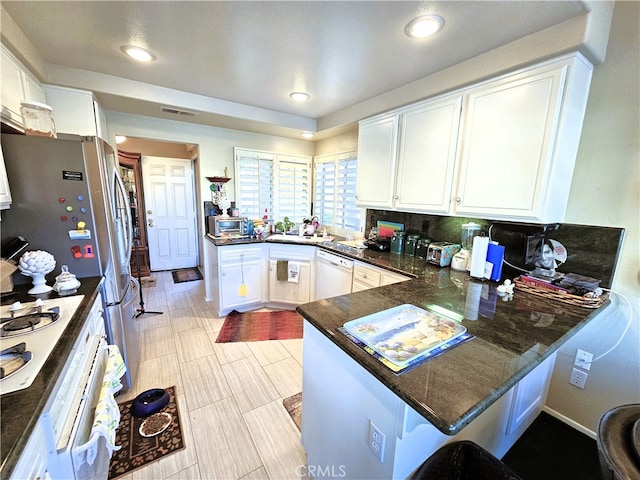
xmin=544 ymin=1 xmax=640 ymax=434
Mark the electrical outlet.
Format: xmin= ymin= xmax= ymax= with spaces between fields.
xmin=574 ymin=349 xmax=593 ymax=371
xmin=368 ymin=420 xmax=386 ymax=462
xmin=570 ymin=368 xmax=588 ymax=389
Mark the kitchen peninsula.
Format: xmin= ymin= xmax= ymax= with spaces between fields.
xmin=296 ymin=271 xmax=609 ymax=479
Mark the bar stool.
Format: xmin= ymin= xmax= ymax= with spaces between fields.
xmin=597 ymin=404 xmax=640 ymax=479
xmin=411 ymin=440 xmax=522 ymax=480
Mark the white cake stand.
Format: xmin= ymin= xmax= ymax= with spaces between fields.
xmin=18 ymin=250 xmax=56 ymax=294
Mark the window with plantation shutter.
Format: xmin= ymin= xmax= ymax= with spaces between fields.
xmin=235 ymin=148 xmax=311 ymax=224
xmin=234 ymin=149 xmax=274 ymax=221
xmin=313 ymin=151 xmax=362 ymax=237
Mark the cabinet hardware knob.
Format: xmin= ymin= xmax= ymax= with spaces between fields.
xmin=222 ymin=272 xmax=226 ymax=276
xmin=456 ymin=197 xmax=461 ymax=204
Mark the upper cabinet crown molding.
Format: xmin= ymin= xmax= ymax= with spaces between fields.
xmin=356 ymin=52 xmax=593 ymax=224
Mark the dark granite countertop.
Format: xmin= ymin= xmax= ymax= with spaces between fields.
xmin=207 ymin=233 xmax=610 ymax=434
xmin=0 ymin=277 xmax=103 ymax=478
xmin=296 ymin=274 xmax=609 ymax=435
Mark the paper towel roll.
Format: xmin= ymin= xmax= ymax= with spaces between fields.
xmin=469 ymin=236 xmax=489 ymax=278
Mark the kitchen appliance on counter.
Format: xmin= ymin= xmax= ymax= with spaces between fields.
xmin=427 ymin=242 xmax=462 ymax=267
xmin=451 ymin=223 xmax=482 ymax=271
xmin=207 ymin=215 xmax=251 ymax=238
xmin=1 ymin=134 xmax=138 ymax=391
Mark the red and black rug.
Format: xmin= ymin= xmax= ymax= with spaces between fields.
xmin=215 ymin=310 xmax=303 ymax=343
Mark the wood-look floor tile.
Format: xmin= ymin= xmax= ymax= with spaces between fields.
xmin=262 ymin=357 xmax=303 ymax=399
xmin=243 ymin=400 xmax=309 ymax=480
xmin=279 ymin=339 xmax=304 ymax=366
xmin=175 ymin=327 xmax=214 ymax=363
xmin=199 ymin=313 xmax=225 ymax=336
xmin=180 ymin=355 xmax=232 ymax=411
xmin=170 ymin=307 xmax=204 ymax=332
xmin=165 ymin=463 xmax=201 ymax=480
xmin=209 ymin=337 xmax=253 ymax=364
xmin=136 ymin=310 xmax=172 ymax=331
xmin=117 ymin=353 xmax=184 ymax=403
xmin=248 ymin=340 xmax=292 ymax=366
xmin=239 ymin=466 xmax=269 ymax=479
xmin=190 ymin=397 xmax=263 ymax=479
xmin=221 ymin=357 xmax=280 ymax=413
xmin=140 ymin=326 xmax=176 ymax=361
xmin=131 ymin=393 xmax=198 ymax=480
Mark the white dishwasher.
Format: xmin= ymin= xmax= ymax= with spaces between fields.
xmin=314 ymin=250 xmax=354 ymax=300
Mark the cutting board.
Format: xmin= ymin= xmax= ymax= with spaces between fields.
xmin=377 ymin=221 xmax=404 ymax=238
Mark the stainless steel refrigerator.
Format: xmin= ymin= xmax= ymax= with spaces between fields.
xmin=1 ymin=133 xmax=139 ymax=391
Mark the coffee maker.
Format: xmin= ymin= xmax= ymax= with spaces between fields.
xmin=451 ymin=223 xmax=481 ymax=271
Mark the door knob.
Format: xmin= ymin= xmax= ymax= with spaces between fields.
xmin=148 ymin=219 xmax=154 ymax=227
xmin=147 ymin=210 xmax=153 ymax=214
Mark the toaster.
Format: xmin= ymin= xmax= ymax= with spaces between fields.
xmin=426 ymin=242 xmax=462 ymax=267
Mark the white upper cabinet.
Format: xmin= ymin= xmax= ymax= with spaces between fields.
xmin=43 ymin=85 xmax=110 ymax=143
xmin=1 ymin=44 xmax=46 ymax=131
xmin=355 ymin=113 xmax=399 ymax=208
xmin=356 ymin=52 xmax=592 ymax=223
xmin=395 ymin=95 xmax=462 ymax=213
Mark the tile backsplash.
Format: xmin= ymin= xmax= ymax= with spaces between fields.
xmin=366 ymin=210 xmax=625 ymax=288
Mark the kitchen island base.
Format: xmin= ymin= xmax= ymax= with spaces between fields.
xmin=301 ymin=321 xmax=556 ymax=479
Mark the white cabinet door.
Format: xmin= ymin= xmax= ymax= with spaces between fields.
xmin=0 ymin=145 xmax=12 ymax=210
xmin=220 ymin=259 xmax=264 ymax=311
xmin=455 ymin=66 xmax=566 ymax=220
xmin=1 ymin=50 xmax=24 ymax=126
xmin=395 ymin=96 xmax=462 ymax=213
xmin=381 ymin=270 xmax=411 ymax=286
xmin=268 ymin=260 xmax=311 ymax=304
xmin=1 ymin=45 xmax=46 ymax=130
xmin=352 ymin=261 xmax=410 ymax=291
xmin=356 ymin=113 xmax=399 ymax=208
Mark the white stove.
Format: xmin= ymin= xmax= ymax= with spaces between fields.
xmin=0 ymin=295 xmax=84 ymax=395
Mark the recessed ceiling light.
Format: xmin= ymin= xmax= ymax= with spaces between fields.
xmin=121 ymin=45 xmax=156 ymax=62
xmin=115 ymin=135 xmax=127 ymax=144
xmin=405 ymin=15 xmax=445 ymax=38
xmin=301 ymin=132 xmax=314 ymax=139
xmin=289 ymin=92 xmax=310 ymax=102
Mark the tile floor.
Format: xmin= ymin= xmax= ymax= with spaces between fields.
xmin=116 ymin=271 xmax=308 ymax=480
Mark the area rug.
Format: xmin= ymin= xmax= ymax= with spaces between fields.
xmin=171 ymin=267 xmax=202 ymax=284
xmin=215 ymin=310 xmax=303 ymax=343
xmin=108 ymin=386 xmax=185 ymax=479
xmin=283 ymin=392 xmax=302 ymax=431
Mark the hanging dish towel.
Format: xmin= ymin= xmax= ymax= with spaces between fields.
xmin=74 ymin=344 xmax=127 ymax=469
xmin=276 ymin=260 xmax=288 ymax=281
xmin=288 ymin=261 xmax=300 ymax=283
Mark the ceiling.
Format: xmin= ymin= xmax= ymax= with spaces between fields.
xmin=2 ymin=1 xmax=590 ymax=140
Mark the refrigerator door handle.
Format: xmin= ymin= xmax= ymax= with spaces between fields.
xmin=113 ymin=167 xmax=134 ymax=263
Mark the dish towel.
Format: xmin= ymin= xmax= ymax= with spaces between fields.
xmin=73 ymin=344 xmax=127 ymax=468
xmin=276 ymin=260 xmax=288 ymax=281
xmin=288 ymin=261 xmax=300 ymax=283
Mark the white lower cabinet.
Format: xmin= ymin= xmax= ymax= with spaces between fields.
xmin=268 ymin=260 xmax=311 ymax=304
xmin=268 ymin=244 xmax=314 ymax=307
xmin=209 ymin=243 xmax=266 ymax=316
xmin=352 ymin=261 xmax=410 ymax=292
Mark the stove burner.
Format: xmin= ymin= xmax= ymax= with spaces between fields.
xmin=0 ymin=307 xmax=60 ymax=337
xmin=3 ymin=315 xmax=41 ymax=332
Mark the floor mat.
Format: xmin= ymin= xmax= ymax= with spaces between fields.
xmin=215 ymin=310 xmax=303 ymax=342
xmin=283 ymin=392 xmax=302 ymax=431
xmin=108 ymin=386 xmax=185 ymax=479
xmin=171 ymin=267 xmax=202 ymax=284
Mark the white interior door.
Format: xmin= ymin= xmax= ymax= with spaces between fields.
xmin=141 ymin=156 xmax=198 ymax=271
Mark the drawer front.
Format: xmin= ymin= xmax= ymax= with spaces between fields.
xmin=353 ymin=265 xmax=381 ymax=288
xmin=219 ymin=245 xmax=264 ymax=263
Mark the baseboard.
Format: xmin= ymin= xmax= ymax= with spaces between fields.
xmin=542 ymin=406 xmax=597 ymax=439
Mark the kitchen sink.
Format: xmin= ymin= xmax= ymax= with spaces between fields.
xmin=265 ymin=234 xmax=334 ymax=244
